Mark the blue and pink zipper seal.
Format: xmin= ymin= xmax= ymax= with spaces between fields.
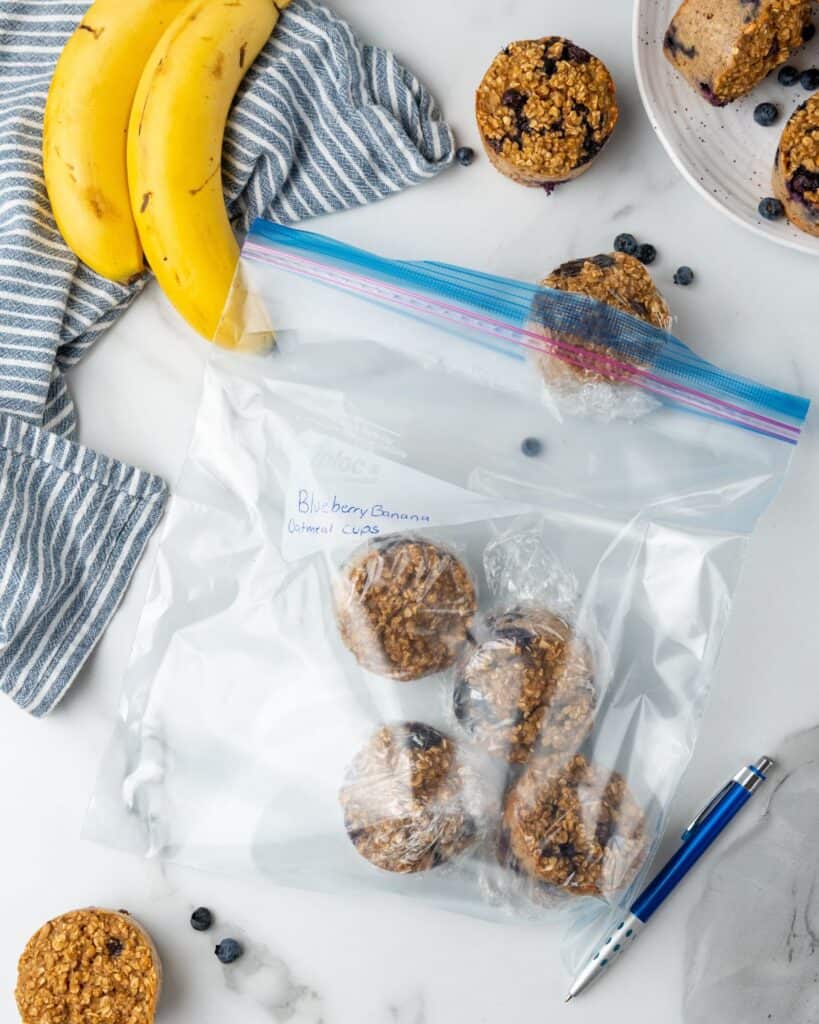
xmin=241 ymin=221 xmax=809 ymax=446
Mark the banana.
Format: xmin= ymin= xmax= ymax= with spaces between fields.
xmin=43 ymin=0 xmax=191 ymax=282
xmin=128 ymin=0 xmax=289 ymax=346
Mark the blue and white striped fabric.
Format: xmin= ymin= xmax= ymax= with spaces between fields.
xmin=0 ymin=0 xmax=454 ymax=715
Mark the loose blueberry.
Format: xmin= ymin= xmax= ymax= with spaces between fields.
xmin=800 ymin=68 xmax=819 ymax=90
xmin=613 ymin=233 xmax=638 ymax=256
xmin=753 ymin=102 xmax=779 ymax=126
xmin=191 ymin=907 xmax=213 ymax=932
xmin=803 ymin=22 xmax=816 ymax=42
xmin=673 ymin=266 xmax=695 ymax=286
xmin=778 ymin=65 xmax=800 ymax=86
xmin=455 ymin=146 xmax=475 ymax=167
xmin=106 ymin=938 xmax=123 ymax=958
xmin=758 ymin=196 xmax=785 ymax=220
xmin=636 ymin=243 xmax=657 ymax=265
xmin=521 ymin=437 xmax=543 ymax=457
xmin=215 ymin=938 xmax=243 ymax=964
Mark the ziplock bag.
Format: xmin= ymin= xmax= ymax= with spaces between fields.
xmin=86 ymin=221 xmax=809 ymax=971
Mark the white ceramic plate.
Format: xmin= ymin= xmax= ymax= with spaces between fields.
xmin=633 ymin=0 xmax=819 ymax=255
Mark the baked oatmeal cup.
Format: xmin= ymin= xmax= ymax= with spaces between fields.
xmin=500 ymin=754 xmax=647 ymax=900
xmin=664 ymin=0 xmax=811 ymax=106
xmin=476 ymin=37 xmax=618 ymax=188
xmin=453 ymin=607 xmax=596 ymax=766
xmin=530 ymin=251 xmax=671 ymax=415
xmin=334 ymin=537 xmax=476 ymax=682
xmin=339 ymin=722 xmax=488 ymax=873
xmin=773 ymin=95 xmax=819 ymax=236
xmin=16 ymin=908 xmax=161 ymax=1024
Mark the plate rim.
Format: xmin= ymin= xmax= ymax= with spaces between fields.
xmin=631 ymin=0 xmax=819 ymax=257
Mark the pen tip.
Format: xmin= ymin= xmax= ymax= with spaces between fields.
xmin=565 ymin=994 xmax=573 ymax=1003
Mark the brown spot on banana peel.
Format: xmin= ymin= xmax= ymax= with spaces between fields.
xmin=78 ymin=22 xmax=104 ymax=38
xmin=239 ymin=42 xmax=247 ymax=67
xmin=212 ymin=51 xmax=224 ymax=79
xmin=136 ymin=58 xmax=164 ymax=137
xmin=85 ymin=188 xmax=106 ymax=218
xmin=140 ymin=192 xmax=152 ymax=213
xmin=189 ymin=165 xmax=220 ymax=196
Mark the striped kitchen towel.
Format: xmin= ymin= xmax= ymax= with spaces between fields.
xmin=0 ymin=0 xmax=454 ymax=715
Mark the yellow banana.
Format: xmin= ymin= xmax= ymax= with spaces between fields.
xmin=129 ymin=0 xmax=289 ymax=347
xmin=43 ymin=0 xmax=190 ymax=282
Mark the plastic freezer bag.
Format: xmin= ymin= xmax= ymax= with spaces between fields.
xmin=87 ymin=223 xmax=808 ymax=970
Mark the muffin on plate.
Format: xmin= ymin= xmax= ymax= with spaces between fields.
xmin=476 ymin=37 xmax=618 ymax=188
xmin=664 ymin=0 xmax=811 ymax=106
xmin=773 ymin=95 xmax=819 ymax=236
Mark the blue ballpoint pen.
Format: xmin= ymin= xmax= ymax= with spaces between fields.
xmin=565 ymin=754 xmax=774 ymax=1001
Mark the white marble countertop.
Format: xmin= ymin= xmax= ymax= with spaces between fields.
xmin=3 ymin=1 xmax=819 ymax=1021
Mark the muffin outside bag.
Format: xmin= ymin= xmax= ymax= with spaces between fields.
xmin=476 ymin=37 xmax=619 ymax=187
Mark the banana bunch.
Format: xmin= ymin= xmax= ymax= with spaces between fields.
xmin=43 ymin=0 xmax=289 ymax=346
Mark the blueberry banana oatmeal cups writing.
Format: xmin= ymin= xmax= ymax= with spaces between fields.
xmin=454 ymin=607 xmax=596 ymax=766
xmin=773 ymin=94 xmax=819 ymax=235
xmin=16 ymin=908 xmax=161 ymax=1024
xmin=334 ymin=537 xmax=476 ymax=682
xmin=339 ymin=722 xmax=489 ymax=873
xmin=475 ymin=37 xmax=618 ymax=188
xmin=500 ymin=754 xmax=648 ymax=900
xmin=664 ymin=0 xmax=812 ymax=106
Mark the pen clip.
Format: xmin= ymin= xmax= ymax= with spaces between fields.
xmin=681 ymin=780 xmax=733 ymax=841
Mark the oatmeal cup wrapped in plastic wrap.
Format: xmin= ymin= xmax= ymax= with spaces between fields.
xmin=451 ymin=525 xmax=605 ymax=768
xmin=531 ymin=251 xmax=673 ymax=419
xmin=334 ymin=536 xmax=477 ymax=683
xmin=87 ymin=222 xmax=808 ymax=974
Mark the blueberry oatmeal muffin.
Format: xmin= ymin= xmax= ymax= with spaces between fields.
xmin=339 ymin=722 xmax=487 ymax=873
xmin=453 ymin=608 xmax=596 ymax=766
xmin=16 ymin=908 xmax=161 ymax=1024
xmin=664 ymin=0 xmax=811 ymax=106
xmin=773 ymin=95 xmax=819 ymax=235
xmin=500 ymin=754 xmax=647 ymax=899
xmin=334 ymin=537 xmax=476 ymax=682
xmin=532 ymin=252 xmax=670 ymax=406
xmin=475 ymin=37 xmax=618 ymax=188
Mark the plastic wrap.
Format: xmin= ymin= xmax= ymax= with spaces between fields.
xmin=86 ymin=222 xmax=809 ymax=974
xmin=532 ymin=250 xmax=672 ymax=419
